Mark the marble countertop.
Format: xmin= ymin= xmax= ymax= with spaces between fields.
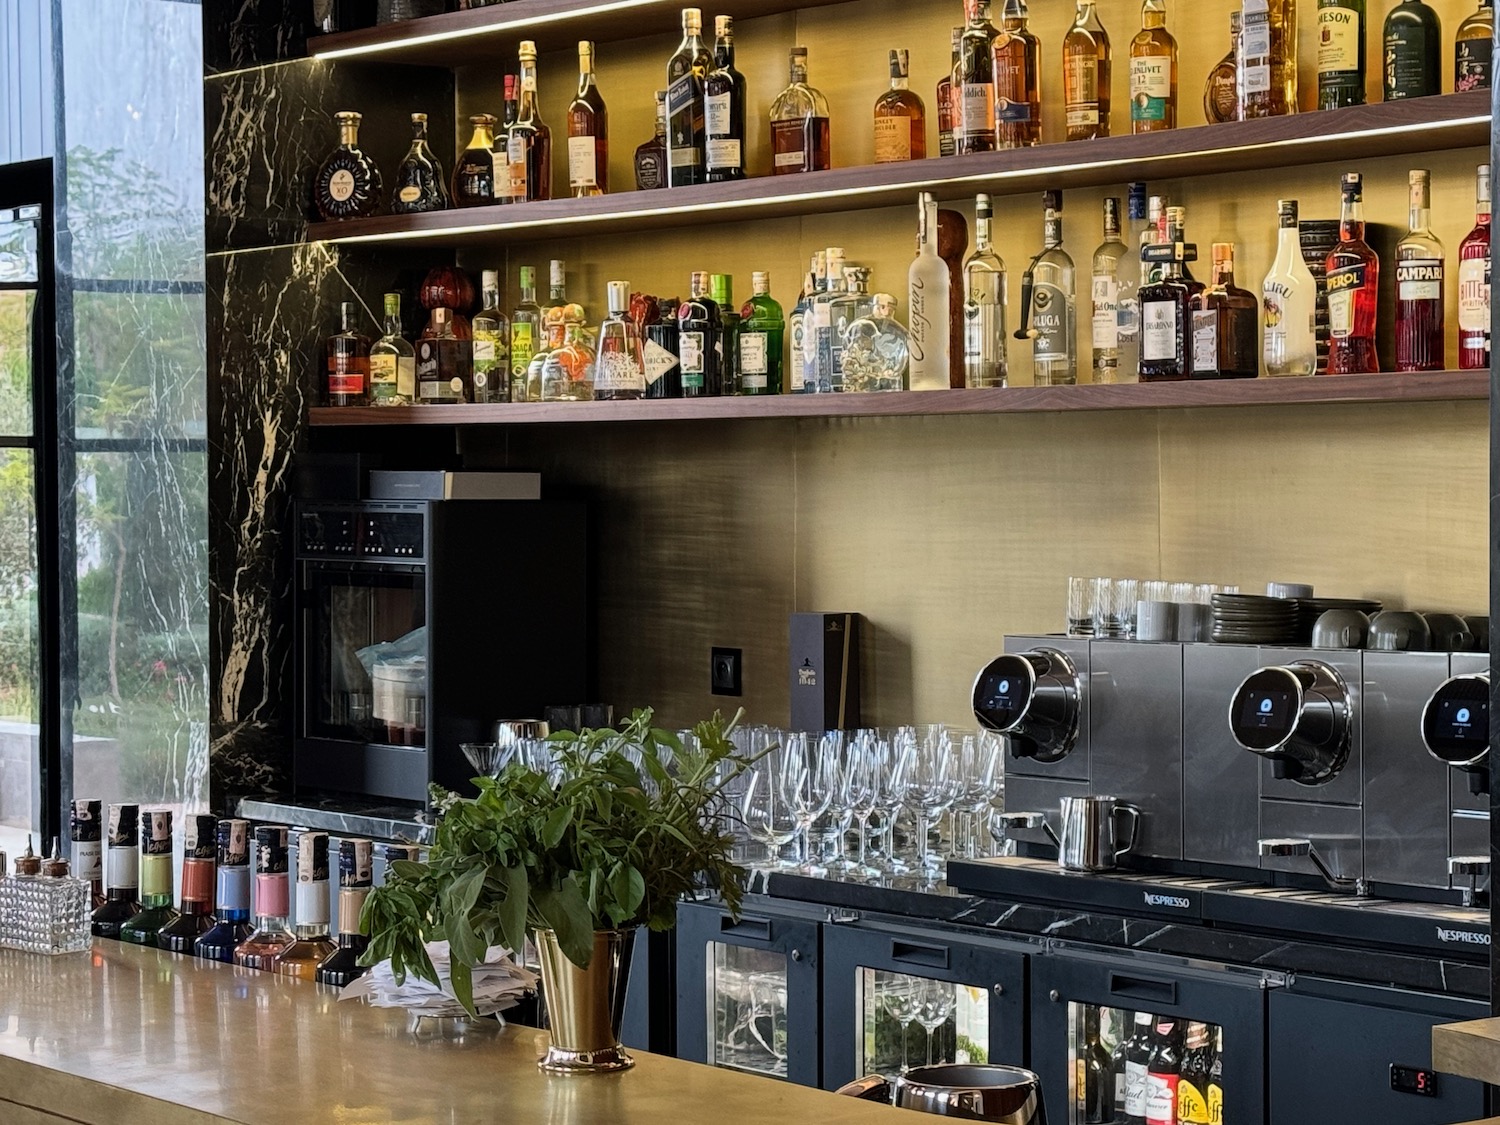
xmin=0 ymin=942 xmax=911 ymax=1125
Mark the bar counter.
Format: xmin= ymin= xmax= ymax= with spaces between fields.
xmin=0 ymin=942 xmax=911 ymax=1125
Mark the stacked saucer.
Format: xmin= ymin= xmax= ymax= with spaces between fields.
xmin=1293 ymin=596 xmax=1383 ymax=643
xmin=1211 ymin=593 xmax=1299 ymax=644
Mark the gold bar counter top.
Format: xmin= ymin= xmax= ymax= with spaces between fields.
xmin=0 ymin=941 xmax=915 ymax=1125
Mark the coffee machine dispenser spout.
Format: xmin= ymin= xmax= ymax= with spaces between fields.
xmin=994 ymin=811 xmax=1061 ymax=850
xmin=971 ymin=649 xmax=1082 ymax=763
xmin=1448 ymin=855 xmax=1491 ymax=908
xmin=1258 ymin=837 xmax=1367 ymax=895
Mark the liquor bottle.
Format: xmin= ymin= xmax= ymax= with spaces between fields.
xmin=937 ymin=26 xmax=963 ymax=157
xmin=543 ymin=260 xmax=586 ymax=351
xmin=273 ymin=831 xmax=337 ymax=980
xmin=738 ymin=271 xmax=785 ymax=395
xmin=798 ymin=249 xmax=830 ymax=390
xmin=1122 ymin=1010 xmax=1155 ymax=1125
xmin=711 ymin=274 xmax=740 ymax=393
xmin=1091 ymin=197 xmax=1129 ymax=383
xmin=1021 ymin=191 xmax=1078 ymax=386
xmin=316 ymin=839 xmax=374 ymax=987
xmin=194 ymin=819 xmax=252 ymax=963
xmin=1385 ymin=0 xmax=1442 ymax=101
xmin=1139 ymin=208 xmax=1194 ymax=380
xmin=789 ymin=256 xmax=819 ymax=393
xmin=511 ymin=266 xmax=543 ymax=402
xmin=1240 ymin=0 xmax=1298 ymax=118
xmin=956 ymin=0 xmax=1000 ymax=155
xmin=1459 ymin=164 xmax=1492 ymax=369
xmin=1326 ymin=172 xmax=1381 ymax=374
xmin=325 ymin=301 xmax=370 ymax=407
xmin=1079 ymin=1006 xmax=1116 ymax=1124
xmin=636 ymin=91 xmax=670 ymax=190
xmin=235 ymin=826 xmax=295 ymax=970
xmin=1190 ymin=243 xmax=1259 ymax=378
xmin=1111 ymin=182 xmax=1149 ymax=382
xmin=1205 ymin=12 xmax=1241 ymax=124
xmin=964 ymin=193 xmax=1009 ymax=388
xmin=91 ymin=804 xmax=139 ymax=938
xmin=470 ymin=272 xmax=510 ymax=404
xmin=69 ymin=798 xmax=103 ymax=906
xmin=157 ymin=815 xmax=217 ymax=952
xmin=1063 ymin=1 xmax=1112 ymax=141
xmin=120 ymin=809 xmax=177 ymax=944
xmin=909 ymin=193 xmax=952 ymax=390
xmin=541 ymin=322 xmax=597 ymax=403
xmin=1111 ymin=1009 xmax=1137 ymax=1122
xmin=1176 ymin=1021 xmax=1214 ymax=1125
xmin=807 ymin=249 xmax=845 ymax=393
xmin=1317 ymin=0 xmax=1366 ymax=108
xmin=874 ymin=50 xmax=928 ymax=163
xmin=314 ymin=111 xmax=382 ymax=221
xmin=0 ymin=837 xmax=91 ymax=956
xmin=1207 ymin=1027 xmax=1224 ymax=1125
xmin=995 ymin=1 xmax=1042 ymax=148
xmin=1144 ymin=193 xmax=1168 ymax=284
xmin=1395 ymin=168 xmax=1446 ymax=372
xmin=370 ymin=293 xmax=416 ymax=406
xmin=390 ymin=112 xmax=448 ymax=214
xmin=1143 ymin=1017 xmax=1183 ymax=1125
xmin=770 ymin=47 xmax=831 ymax=175
xmin=1263 ymin=200 xmax=1319 ymax=376
xmin=510 ymin=41 xmax=552 ymax=203
xmin=567 ymin=41 xmax=608 ymax=197
xmin=829 ymin=266 xmax=872 ymax=393
xmin=594 ymin=281 xmax=647 ymax=401
xmin=416 ymin=308 xmax=471 ymax=403
xmin=678 ymin=272 xmax=721 ymax=396
xmin=1456 ymin=0 xmax=1495 ymax=91
xmin=643 ymin=295 xmax=684 ymax=398
xmin=705 ymin=16 xmax=747 ymax=182
xmin=843 ymin=294 xmax=911 ymax=392
xmin=1129 ymin=0 xmax=1177 ymax=133
xmin=666 ymin=7 xmax=711 ymax=187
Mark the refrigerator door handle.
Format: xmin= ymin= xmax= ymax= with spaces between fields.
xmin=1107 ymin=971 xmax=1178 ymax=1007
xmin=719 ymin=914 xmax=773 ymax=943
xmin=890 ymin=939 xmax=951 ymax=970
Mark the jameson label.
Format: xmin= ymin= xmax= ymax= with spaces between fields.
xmin=1141 ymin=299 xmax=1178 ymax=361
xmin=1396 ymin=259 xmax=1443 ymax=302
xmin=1318 ymin=5 xmax=1361 ymax=74
xmin=1031 ymin=282 xmax=1069 ymax=362
xmin=1091 ymin=275 xmax=1120 ymax=350
xmin=1130 ymin=58 xmax=1172 ymax=121
xmin=1385 ymin=25 xmax=1437 ymax=98
xmin=873 ymin=116 xmax=912 ymax=163
xmin=959 ymin=82 xmax=995 ymax=136
xmin=1459 ymin=258 xmax=1491 ymax=332
xmin=1192 ymin=308 xmax=1220 ymax=373
xmin=739 ymin=331 xmax=769 ymax=377
xmin=1456 ymin=38 xmax=1493 ymax=92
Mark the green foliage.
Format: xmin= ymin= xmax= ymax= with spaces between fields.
xmin=360 ymin=709 xmax=758 ymax=1014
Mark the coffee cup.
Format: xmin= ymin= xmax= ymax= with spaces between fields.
xmin=1465 ymin=615 xmax=1489 ymax=650
xmin=1311 ymin=609 xmax=1370 ymax=650
xmin=1368 ymin=611 xmax=1431 ymax=652
xmin=1135 ymin=600 xmax=1177 ymax=643
xmin=1424 ymin=612 xmax=1474 ymax=653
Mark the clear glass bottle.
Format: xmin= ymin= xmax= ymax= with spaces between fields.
xmin=1113 ymin=181 xmax=1149 ymax=383
xmin=1459 ymin=164 xmax=1492 ymax=369
xmin=1091 ymin=197 xmax=1130 ymax=383
xmin=788 ymin=254 xmax=820 ymax=393
xmin=157 ymin=814 xmax=217 ymax=953
xmin=194 ymin=819 xmax=252 ymax=963
xmin=594 ymin=281 xmax=647 ymax=401
xmin=316 ymin=839 xmax=374 ymax=987
xmin=964 ymin=193 xmax=1009 ymax=388
xmin=1394 ymin=168 xmax=1446 ymax=372
xmin=843 ymin=294 xmax=911 ymax=392
xmin=798 ymin=249 xmax=830 ymax=392
xmin=509 ymin=41 xmax=552 ymax=203
xmin=995 ymin=0 xmax=1042 ymax=148
xmin=1189 ymin=243 xmax=1260 ymax=379
xmin=567 ymin=40 xmax=608 ymax=197
xmin=706 ymin=16 xmax=747 ymax=181
xmin=326 ymin=301 xmax=370 ymax=408
xmin=274 ymin=831 xmax=337 ymax=980
xmin=956 ymin=0 xmax=1000 ymax=154
xmin=874 ymin=50 xmax=927 ymax=163
xmin=738 ymin=271 xmax=785 ymax=396
xmin=452 ymin=114 xmax=498 ymax=208
xmin=392 ymin=112 xmax=448 ymax=213
xmin=120 ymin=809 xmax=177 ymax=944
xmin=1262 ymin=200 xmax=1319 ymax=376
xmin=1317 ymin=0 xmax=1367 ymax=109
xmin=1025 ymin=191 xmax=1078 ymax=386
xmin=1129 ymin=0 xmax=1178 ymax=133
xmin=938 ymin=26 xmax=964 ymax=157
xmin=472 ymin=271 xmax=510 ymax=404
xmin=314 ymin=111 xmax=382 ymax=221
xmin=416 ymin=307 xmax=471 ymax=403
xmin=1063 ymin=1 xmax=1112 ymax=141
xmin=806 ymin=248 xmax=845 ymax=393
xmin=90 ymin=803 xmax=139 ymax=939
xmin=1139 ymin=207 xmax=1194 ymax=381
xmin=0 ymin=837 xmax=91 ymax=955
xmin=511 ymin=265 xmax=543 ymax=402
xmin=234 ymin=826 xmax=295 ymax=971
xmin=678 ymin=271 xmax=722 ymax=397
xmin=712 ymin=273 xmax=740 ymax=394
xmin=1456 ymin=0 xmax=1495 ymax=91
xmin=1326 ymin=171 xmax=1381 ymax=374
xmin=1205 ymin=12 xmax=1241 ymax=124
xmin=909 ymin=193 xmax=951 ymax=390
xmin=540 ymin=323 xmax=595 ymax=402
xmin=1383 ymin=0 xmax=1442 ymax=101
xmin=829 ymin=266 xmax=872 ymax=393
xmin=666 ymin=7 xmax=711 ymax=187
xmin=69 ymin=798 xmax=103 ymax=907
xmin=543 ymin=259 xmax=587 ymax=351
xmin=770 ymin=47 xmax=831 ymax=175
xmin=370 ymin=292 xmax=416 ymax=406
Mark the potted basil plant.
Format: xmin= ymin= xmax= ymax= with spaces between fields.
xmin=359 ymin=709 xmax=756 ymax=1074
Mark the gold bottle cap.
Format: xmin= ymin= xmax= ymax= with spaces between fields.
xmin=334 ymin=110 xmax=362 ymax=124
xmin=519 ymin=39 xmax=537 ymax=60
xmin=14 ymin=834 xmax=41 ymax=876
xmin=42 ymin=839 xmax=69 ymax=878
xmin=716 ymin=15 xmax=732 ymax=36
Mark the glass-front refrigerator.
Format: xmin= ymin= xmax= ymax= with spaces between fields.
xmin=821 ymin=919 xmax=1029 ymax=1092
xmin=676 ymin=898 xmax=823 ymax=1087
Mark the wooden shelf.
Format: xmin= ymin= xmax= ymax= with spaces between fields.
xmin=306 ymin=92 xmax=1492 ymax=250
xmin=307 ymin=369 xmax=1489 ymax=427
xmin=309 ymin=0 xmax=852 ymax=66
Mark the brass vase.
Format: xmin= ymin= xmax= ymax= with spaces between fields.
xmin=534 ymin=928 xmax=635 ymax=1074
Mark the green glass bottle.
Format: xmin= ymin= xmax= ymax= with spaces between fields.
xmin=710 ymin=274 xmax=739 ymax=396
xmin=120 ymin=809 xmax=179 ymax=944
xmin=1383 ymin=0 xmax=1443 ymax=100
xmin=737 ymin=271 xmax=785 ymax=395
xmin=1317 ymin=0 xmax=1367 ymax=109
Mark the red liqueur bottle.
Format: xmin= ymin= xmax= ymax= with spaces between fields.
xmin=1459 ymin=163 xmax=1492 ymax=369
xmin=158 ymin=815 xmax=218 ymax=952
xmin=1394 ymin=168 xmax=1446 ymax=372
xmin=1325 ymin=172 xmax=1381 ymax=374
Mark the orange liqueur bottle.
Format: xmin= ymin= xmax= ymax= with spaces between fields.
xmin=874 ymin=49 xmax=927 ymax=163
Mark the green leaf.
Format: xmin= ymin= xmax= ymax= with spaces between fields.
xmin=450 ymin=957 xmax=477 ymax=1017
xmin=535 ymin=876 xmax=595 ymax=968
xmin=498 ymin=865 xmax=529 ymax=955
xmin=542 ymin=806 xmax=571 ymax=848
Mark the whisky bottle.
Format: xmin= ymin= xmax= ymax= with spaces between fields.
xmin=90 ymin=803 xmax=139 ymax=938
xmin=370 ymin=292 xmax=416 ymax=405
xmin=1022 ymin=191 xmax=1078 ymax=386
xmin=314 ymin=111 xmax=382 ymax=221
xmin=511 ymin=266 xmax=543 ymax=402
xmin=1326 ymin=172 xmax=1381 ymax=374
xmin=1456 ymin=0 xmax=1495 ymax=91
xmin=636 ymin=91 xmax=669 ymax=190
xmin=509 ymin=41 xmax=552 ymax=202
xmin=705 ymin=16 xmax=747 ymax=182
xmin=1205 ymin=12 xmax=1241 ymax=124
xmin=643 ymin=295 xmax=684 ymax=398
xmin=956 ymin=0 xmax=1000 ymax=154
xmin=274 ymin=831 xmax=337 ymax=980
xmin=316 ymin=839 xmax=374 ymax=987
xmin=391 ymin=112 xmax=448 ymax=213
xmin=874 ymin=50 xmax=927 ymax=163
xmin=1139 ymin=207 xmax=1194 ymax=380
xmin=567 ymin=41 xmax=608 ymax=197
xmin=120 ymin=809 xmax=177 ymax=944
xmin=69 ymin=798 xmax=102 ymax=906
xmin=1394 ymin=169 xmax=1446 ymax=372
xmin=1459 ymin=164 xmax=1492 ymax=369
xmin=738 ymin=271 xmax=785 ymax=395
xmin=1189 ymin=243 xmax=1259 ymax=379
xmin=594 ymin=281 xmax=647 ymax=401
xmin=193 ymin=819 xmax=252 ymax=963
xmin=770 ymin=47 xmax=831 ymax=175
xmin=1383 ymin=0 xmax=1442 ymax=101
xmin=938 ymin=26 xmax=963 ymax=157
xmin=666 ymin=8 xmax=711 ymax=187
xmin=1063 ymin=1 xmax=1112 ymax=141
xmin=157 ymin=815 xmax=217 ymax=953
xmin=326 ymin=301 xmax=371 ymax=407
xmin=1262 ymin=200 xmax=1318 ymax=376
xmin=234 ymin=826 xmax=295 ymax=971
xmin=995 ymin=0 xmax=1042 ymax=148
xmin=964 ymin=193 xmax=1009 ymax=388
xmin=909 ymin=193 xmax=951 ymax=390
xmin=678 ymin=271 xmax=722 ymax=396
xmin=453 ymin=113 xmax=499 ymax=208
xmin=416 ymin=307 xmax=471 ymax=403
xmin=497 ymin=74 xmax=516 ymax=199
xmin=1240 ymin=0 xmax=1298 ymax=117
xmin=1129 ymin=0 xmax=1178 ymax=133
xmin=472 ymin=271 xmax=510 ymax=403
xmin=1091 ymin=197 xmax=1129 ymax=383
xmin=1317 ymin=0 xmax=1366 ymax=109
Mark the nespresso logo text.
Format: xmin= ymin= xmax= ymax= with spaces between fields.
xmin=1435 ymin=926 xmax=1490 ymax=946
xmin=1144 ymin=892 xmax=1191 ymax=910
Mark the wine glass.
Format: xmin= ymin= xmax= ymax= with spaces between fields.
xmin=876 ymin=731 xmax=915 ymax=875
xmin=741 ymin=762 xmax=798 ymax=868
xmin=904 ymin=725 xmax=962 ymax=878
xmin=844 ymin=731 xmax=882 ymax=878
xmin=880 ymin=975 xmax=921 ymax=1075
xmin=779 ymin=732 xmax=833 ymax=873
xmin=915 ymin=978 xmax=956 ymax=1066
xmin=813 ymin=732 xmax=851 ymax=873
xmin=954 ymin=732 xmax=1003 ymax=859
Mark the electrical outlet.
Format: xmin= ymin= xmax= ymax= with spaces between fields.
xmin=711 ymin=647 xmax=743 ymax=696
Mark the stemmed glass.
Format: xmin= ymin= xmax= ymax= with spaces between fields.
xmin=915 ymin=978 xmax=956 ymax=1066
xmin=880 ymin=975 xmax=921 ymax=1075
xmin=953 ymin=732 xmax=1003 ymax=859
xmin=780 ymin=732 xmax=834 ymax=874
xmin=814 ymin=732 xmax=851 ymax=872
xmin=875 ymin=732 xmax=914 ymax=875
xmin=741 ymin=761 xmax=798 ymax=868
xmin=904 ymin=725 xmax=962 ymax=878
xmin=844 ymin=731 xmax=882 ymax=878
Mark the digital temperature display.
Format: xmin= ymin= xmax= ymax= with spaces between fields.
xmin=1390 ymin=1064 xmax=1438 ymax=1097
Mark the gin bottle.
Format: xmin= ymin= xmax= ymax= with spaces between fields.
xmin=737 ymin=271 xmax=785 ymax=396
xmin=472 ymin=271 xmax=510 ymax=403
xmin=1090 ymin=197 xmax=1129 ymax=383
xmin=90 ymin=803 xmax=140 ymax=938
xmin=809 ymin=253 xmax=846 ymax=393
xmin=194 ymin=819 xmax=253 ymax=963
xmin=1023 ymin=191 xmax=1078 ymax=386
xmin=908 ymin=193 xmax=952 ymax=390
xmin=157 ymin=815 xmax=218 ymax=952
xmin=788 ymin=256 xmax=820 ymax=393
xmin=1394 ymin=168 xmax=1446 ymax=372
xmin=594 ymin=281 xmax=647 ymax=401
xmin=274 ymin=831 xmax=337 ymax=980
xmin=234 ymin=826 xmax=295 ymax=971
xmin=1458 ymin=164 xmax=1492 ymax=369
xmin=964 ymin=193 xmax=1009 ymax=388
xmin=1262 ymin=200 xmax=1318 ymax=376
xmin=370 ymin=292 xmax=416 ymax=406
xmin=678 ymin=271 xmax=722 ymax=397
xmin=316 ymin=839 xmax=374 ymax=986
xmin=711 ymin=273 xmax=740 ymax=394
xmin=391 ymin=112 xmax=448 ymax=213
